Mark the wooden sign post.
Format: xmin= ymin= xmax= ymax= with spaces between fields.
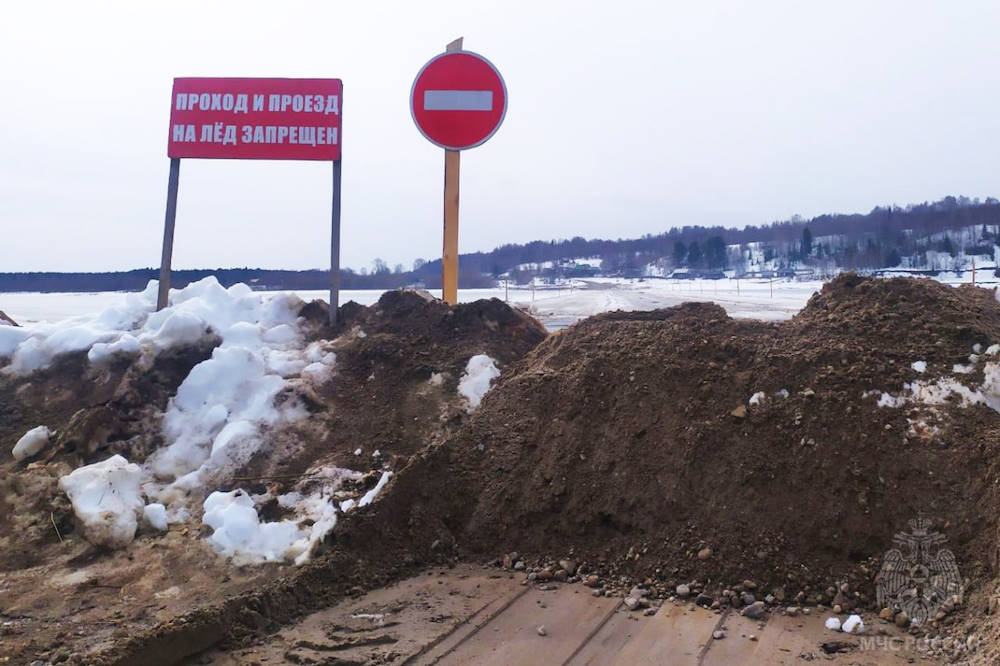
xmin=442 ymin=39 xmax=462 ymax=305
xmin=410 ymin=39 xmax=507 ymax=304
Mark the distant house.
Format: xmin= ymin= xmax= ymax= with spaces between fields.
xmin=668 ymin=268 xmax=726 ymax=280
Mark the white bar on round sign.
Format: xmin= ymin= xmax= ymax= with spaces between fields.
xmin=424 ymin=90 xmax=493 ymax=111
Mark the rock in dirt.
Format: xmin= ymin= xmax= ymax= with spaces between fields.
xmin=0 ymin=310 xmax=18 ymax=327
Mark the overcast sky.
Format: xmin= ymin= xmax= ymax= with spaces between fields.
xmin=2 ymin=1 xmax=999 ymax=273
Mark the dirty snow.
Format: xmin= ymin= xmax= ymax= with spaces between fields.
xmin=871 ymin=372 xmax=994 ymax=411
xmin=58 ymin=455 xmax=145 ymax=548
xmin=12 ymin=425 xmax=51 ymax=461
xmin=202 ymin=489 xmax=309 ymax=564
xmin=458 ymin=354 xmax=501 ymax=409
xmin=1 ymin=277 xmax=392 ymax=564
xmin=202 ymin=466 xmax=373 ymax=565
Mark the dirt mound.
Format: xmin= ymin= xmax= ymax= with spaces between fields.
xmin=0 ymin=290 xmax=546 ymax=666
xmin=232 ymin=290 xmax=546 ymax=483
xmin=379 ymin=275 xmax=1000 ymax=608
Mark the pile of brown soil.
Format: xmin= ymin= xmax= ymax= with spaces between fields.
xmin=99 ymin=275 xmax=1000 ymax=664
xmin=0 ymin=291 xmax=546 ymax=666
xmin=0 ymin=339 xmax=218 ymax=571
xmin=20 ymin=276 xmax=1000 ymax=664
xmin=231 ymin=290 xmax=546 ymax=485
xmin=391 ymin=275 xmax=1000 ymax=606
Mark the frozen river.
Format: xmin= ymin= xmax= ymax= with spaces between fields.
xmin=0 ymin=278 xmax=830 ymax=331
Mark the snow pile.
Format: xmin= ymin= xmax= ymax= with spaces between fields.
xmin=148 ymin=345 xmax=298 ymax=486
xmin=458 ymin=354 xmax=501 ymax=410
xmin=58 ymin=455 xmax=145 ymax=548
xmin=131 ymin=279 xmax=338 ymax=500
xmin=3 ymin=285 xmax=160 ymax=374
xmin=201 ymin=467 xmax=392 ymax=565
xmin=203 ymin=490 xmax=310 ymax=564
xmin=12 ymin=425 xmax=51 ymax=461
xmin=9 ymin=277 xmax=386 ymax=564
xmin=1 ymin=277 xmax=314 ymax=380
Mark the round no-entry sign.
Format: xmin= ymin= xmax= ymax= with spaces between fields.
xmin=410 ymin=50 xmax=507 ymax=150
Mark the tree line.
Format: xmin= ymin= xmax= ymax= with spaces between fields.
xmin=3 ymin=195 xmax=999 ymax=292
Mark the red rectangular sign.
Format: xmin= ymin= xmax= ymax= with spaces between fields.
xmin=167 ymin=77 xmax=342 ymax=160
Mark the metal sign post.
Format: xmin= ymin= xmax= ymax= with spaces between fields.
xmin=157 ymin=77 xmax=343 ymax=315
xmin=157 ymin=158 xmax=181 ymax=310
xmin=330 ymin=158 xmax=343 ymax=325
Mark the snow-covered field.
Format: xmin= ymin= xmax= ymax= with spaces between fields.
xmin=2 ymin=279 xmax=822 ymax=331
xmin=2 ymin=273 xmax=989 ymax=332
xmin=507 ymin=278 xmax=826 ymax=328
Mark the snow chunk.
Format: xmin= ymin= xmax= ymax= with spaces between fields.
xmin=12 ymin=425 xmax=51 ymax=461
xmin=748 ymin=391 xmax=766 ymax=406
xmin=202 ymin=485 xmax=342 ymax=566
xmin=458 ymin=354 xmax=500 ymax=410
xmin=953 ymin=364 xmax=974 ymax=374
xmin=911 ymin=361 xmax=927 ymax=373
xmin=88 ymin=333 xmax=140 ymax=363
xmin=841 ymin=614 xmax=864 ymax=634
xmin=986 ymin=344 xmax=1000 ymax=356
xmin=776 ymin=388 xmax=790 ymax=399
xmin=358 ymin=471 xmax=393 ymax=507
xmin=824 ymin=617 xmax=841 ymax=631
xmin=10 ymin=324 xmax=119 ymax=374
xmin=143 ymin=503 xmax=168 ymax=531
xmin=202 ymin=490 xmax=308 ymax=564
xmin=59 ymin=455 xmax=145 ymax=548
xmin=149 ymin=345 xmax=289 ymax=481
